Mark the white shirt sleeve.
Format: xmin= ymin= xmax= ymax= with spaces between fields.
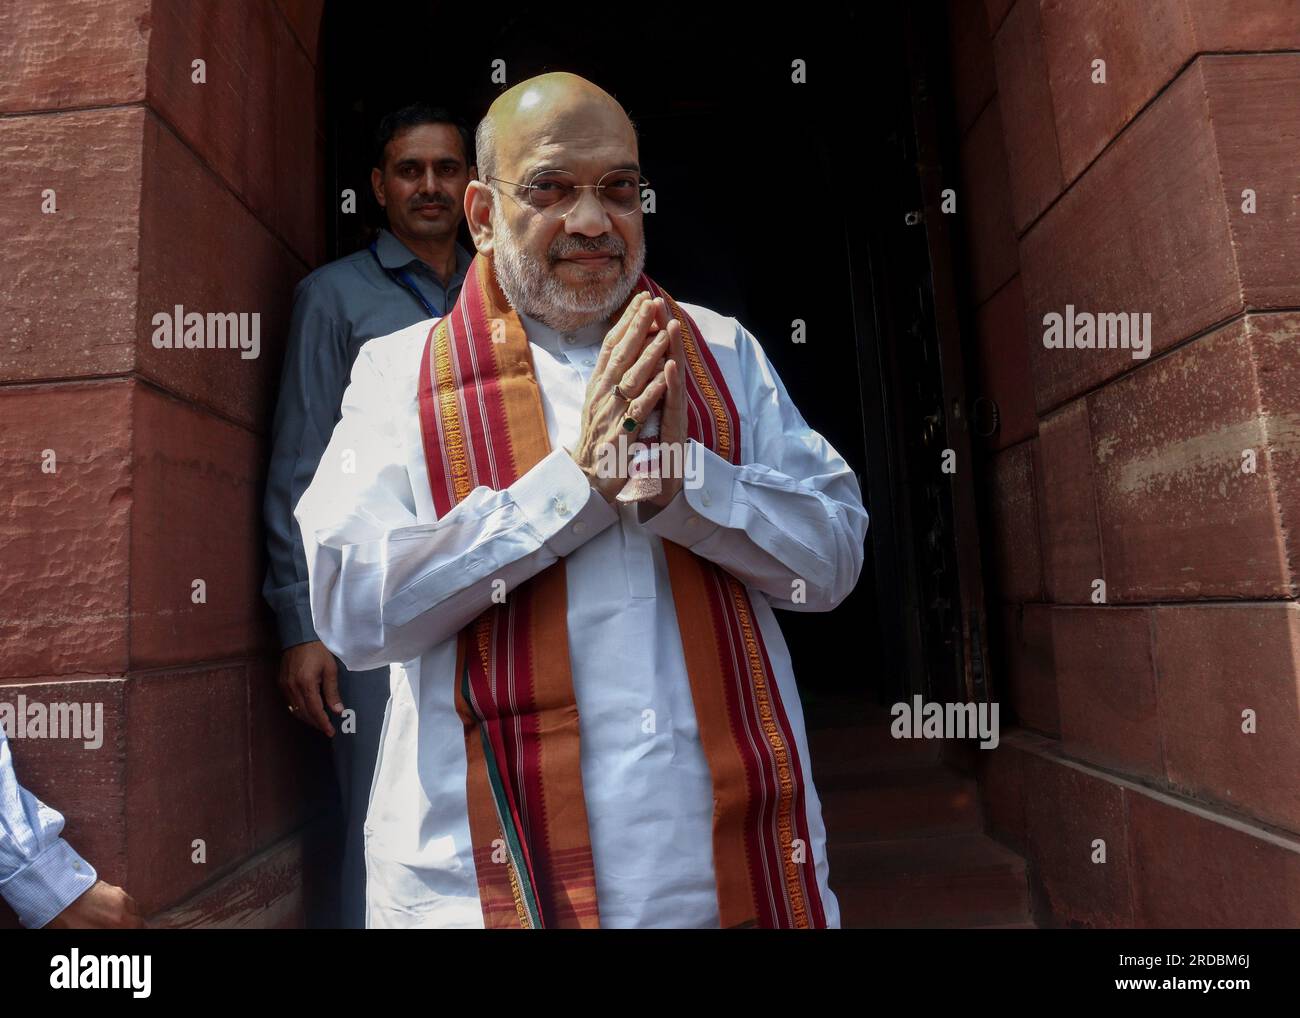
xmin=638 ymin=319 xmax=869 ymax=612
xmin=294 ymin=341 xmax=620 ymax=672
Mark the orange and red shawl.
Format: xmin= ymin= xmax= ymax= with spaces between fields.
xmin=416 ymin=254 xmax=828 ymax=929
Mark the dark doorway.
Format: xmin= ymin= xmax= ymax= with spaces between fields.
xmin=321 ymin=2 xmax=983 ymax=714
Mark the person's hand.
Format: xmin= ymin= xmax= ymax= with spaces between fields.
xmin=45 ymin=880 xmax=145 ymax=929
xmin=570 ymin=292 xmax=672 ymax=502
xmin=278 ymin=640 xmax=344 ymax=736
xmin=645 ymin=310 xmax=687 ymax=509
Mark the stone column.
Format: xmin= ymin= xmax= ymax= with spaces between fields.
xmin=0 ymin=0 xmax=332 ymax=928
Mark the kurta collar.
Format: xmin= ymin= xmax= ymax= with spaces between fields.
xmin=517 ymin=309 xmax=608 ymax=352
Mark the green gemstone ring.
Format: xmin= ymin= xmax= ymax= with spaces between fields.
xmin=622 ymin=417 xmax=638 ymax=432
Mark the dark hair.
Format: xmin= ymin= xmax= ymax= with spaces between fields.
xmin=372 ymin=103 xmax=474 ymax=171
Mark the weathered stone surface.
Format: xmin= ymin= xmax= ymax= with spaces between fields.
xmin=984 ymin=0 xmax=1014 ymax=35
xmin=274 ymin=0 xmax=324 ymax=64
xmin=949 ymin=0 xmax=997 ymax=136
xmin=1128 ymin=789 xmax=1300 ymax=927
xmin=129 ymin=383 xmax=272 ymax=668
xmin=999 ymin=603 xmax=1058 ymax=736
xmin=150 ymin=830 xmax=307 ymax=929
xmin=0 ymin=381 xmax=132 ymax=677
xmin=959 ymin=101 xmax=1020 ymax=304
xmin=1022 ymin=751 xmax=1134 ymax=926
xmin=1088 ymin=318 xmax=1290 ymax=601
xmin=1155 ymin=602 xmax=1300 ymax=835
xmin=146 ymin=0 xmax=277 ymax=224
xmin=973 ymin=729 xmax=1027 ymax=853
xmin=0 ymin=0 xmax=149 ymax=112
xmin=124 ymin=665 xmax=250 ymax=914
xmin=0 ymin=677 xmax=128 ymax=929
xmin=1246 ymin=312 xmax=1300 ymax=591
xmin=1039 ymin=0 xmax=1194 ymax=183
xmin=989 ymin=3 xmax=1299 ymax=239
xmin=146 ymin=0 xmax=324 ymax=266
xmin=992 ymin=0 xmax=1064 ymax=231
xmin=136 ymin=111 xmax=302 ymax=431
xmin=1021 ymin=62 xmax=1239 ymax=413
xmin=984 ymin=441 xmax=1045 ymax=603
xmin=271 ymin=8 xmax=324 ymax=266
xmin=974 ymin=274 xmax=1037 ymax=451
xmin=0 ymin=107 xmax=144 ymax=382
xmin=1186 ymin=0 xmax=1300 ymax=51
xmin=1037 ymin=397 xmax=1103 ymax=604
xmin=1051 ymin=607 xmax=1163 ymax=780
xmin=1204 ymin=55 xmax=1300 ymax=312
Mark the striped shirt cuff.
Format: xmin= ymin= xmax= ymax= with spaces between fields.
xmin=0 ymin=838 xmax=97 ymax=929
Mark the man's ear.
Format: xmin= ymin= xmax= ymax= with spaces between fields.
xmin=465 ymin=180 xmax=495 ymax=255
xmin=370 ymin=166 xmax=386 ymax=209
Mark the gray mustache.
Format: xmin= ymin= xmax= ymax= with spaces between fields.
xmin=551 ymin=238 xmax=625 ymax=259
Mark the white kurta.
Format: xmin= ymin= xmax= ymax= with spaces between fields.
xmin=295 ymin=299 xmax=870 ymax=928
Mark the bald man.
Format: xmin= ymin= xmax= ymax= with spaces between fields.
xmin=295 ymin=73 xmax=868 ymax=928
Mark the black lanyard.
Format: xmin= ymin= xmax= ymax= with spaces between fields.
xmin=369 ymin=241 xmax=438 ymax=318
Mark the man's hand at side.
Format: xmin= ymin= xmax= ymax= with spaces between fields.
xmin=278 ymin=640 xmax=345 ymax=736
xmin=45 ymin=880 xmax=145 ymax=930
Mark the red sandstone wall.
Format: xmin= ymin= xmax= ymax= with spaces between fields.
xmin=952 ymin=0 xmax=1300 ymax=926
xmin=0 ymin=0 xmax=332 ymax=928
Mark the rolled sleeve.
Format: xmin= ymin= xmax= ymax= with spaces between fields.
xmin=511 ymin=448 xmax=621 ymax=557
xmin=0 ymin=725 xmax=98 ymax=929
xmin=0 ymin=838 xmax=97 ymax=930
xmin=637 ymin=439 xmax=726 ymax=547
xmin=380 ymin=449 xmax=619 ymax=632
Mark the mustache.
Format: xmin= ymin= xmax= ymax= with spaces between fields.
xmin=549 ymin=235 xmax=626 ymax=261
xmin=410 ymin=195 xmax=452 ymax=208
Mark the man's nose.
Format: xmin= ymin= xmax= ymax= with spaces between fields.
xmin=420 ymin=167 xmax=440 ymax=195
xmin=563 ymin=186 xmax=611 ymax=237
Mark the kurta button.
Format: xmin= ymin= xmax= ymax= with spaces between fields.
xmin=701 ymin=490 xmax=712 ymax=506
xmin=554 ymin=496 xmax=570 ymax=516
xmin=573 ymin=521 xmax=586 ymax=536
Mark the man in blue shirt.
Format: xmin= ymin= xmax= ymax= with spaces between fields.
xmin=262 ymin=103 xmax=475 ymax=928
xmin=0 ymin=722 xmax=143 ymax=928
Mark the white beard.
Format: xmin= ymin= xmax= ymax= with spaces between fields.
xmin=491 ymin=203 xmax=646 ymax=333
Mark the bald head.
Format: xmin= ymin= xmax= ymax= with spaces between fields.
xmin=465 ymin=72 xmax=646 ymax=333
xmin=475 ymin=72 xmax=637 ymax=184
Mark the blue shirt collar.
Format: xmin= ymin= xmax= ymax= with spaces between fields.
xmin=375 ymin=228 xmax=473 ymax=286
